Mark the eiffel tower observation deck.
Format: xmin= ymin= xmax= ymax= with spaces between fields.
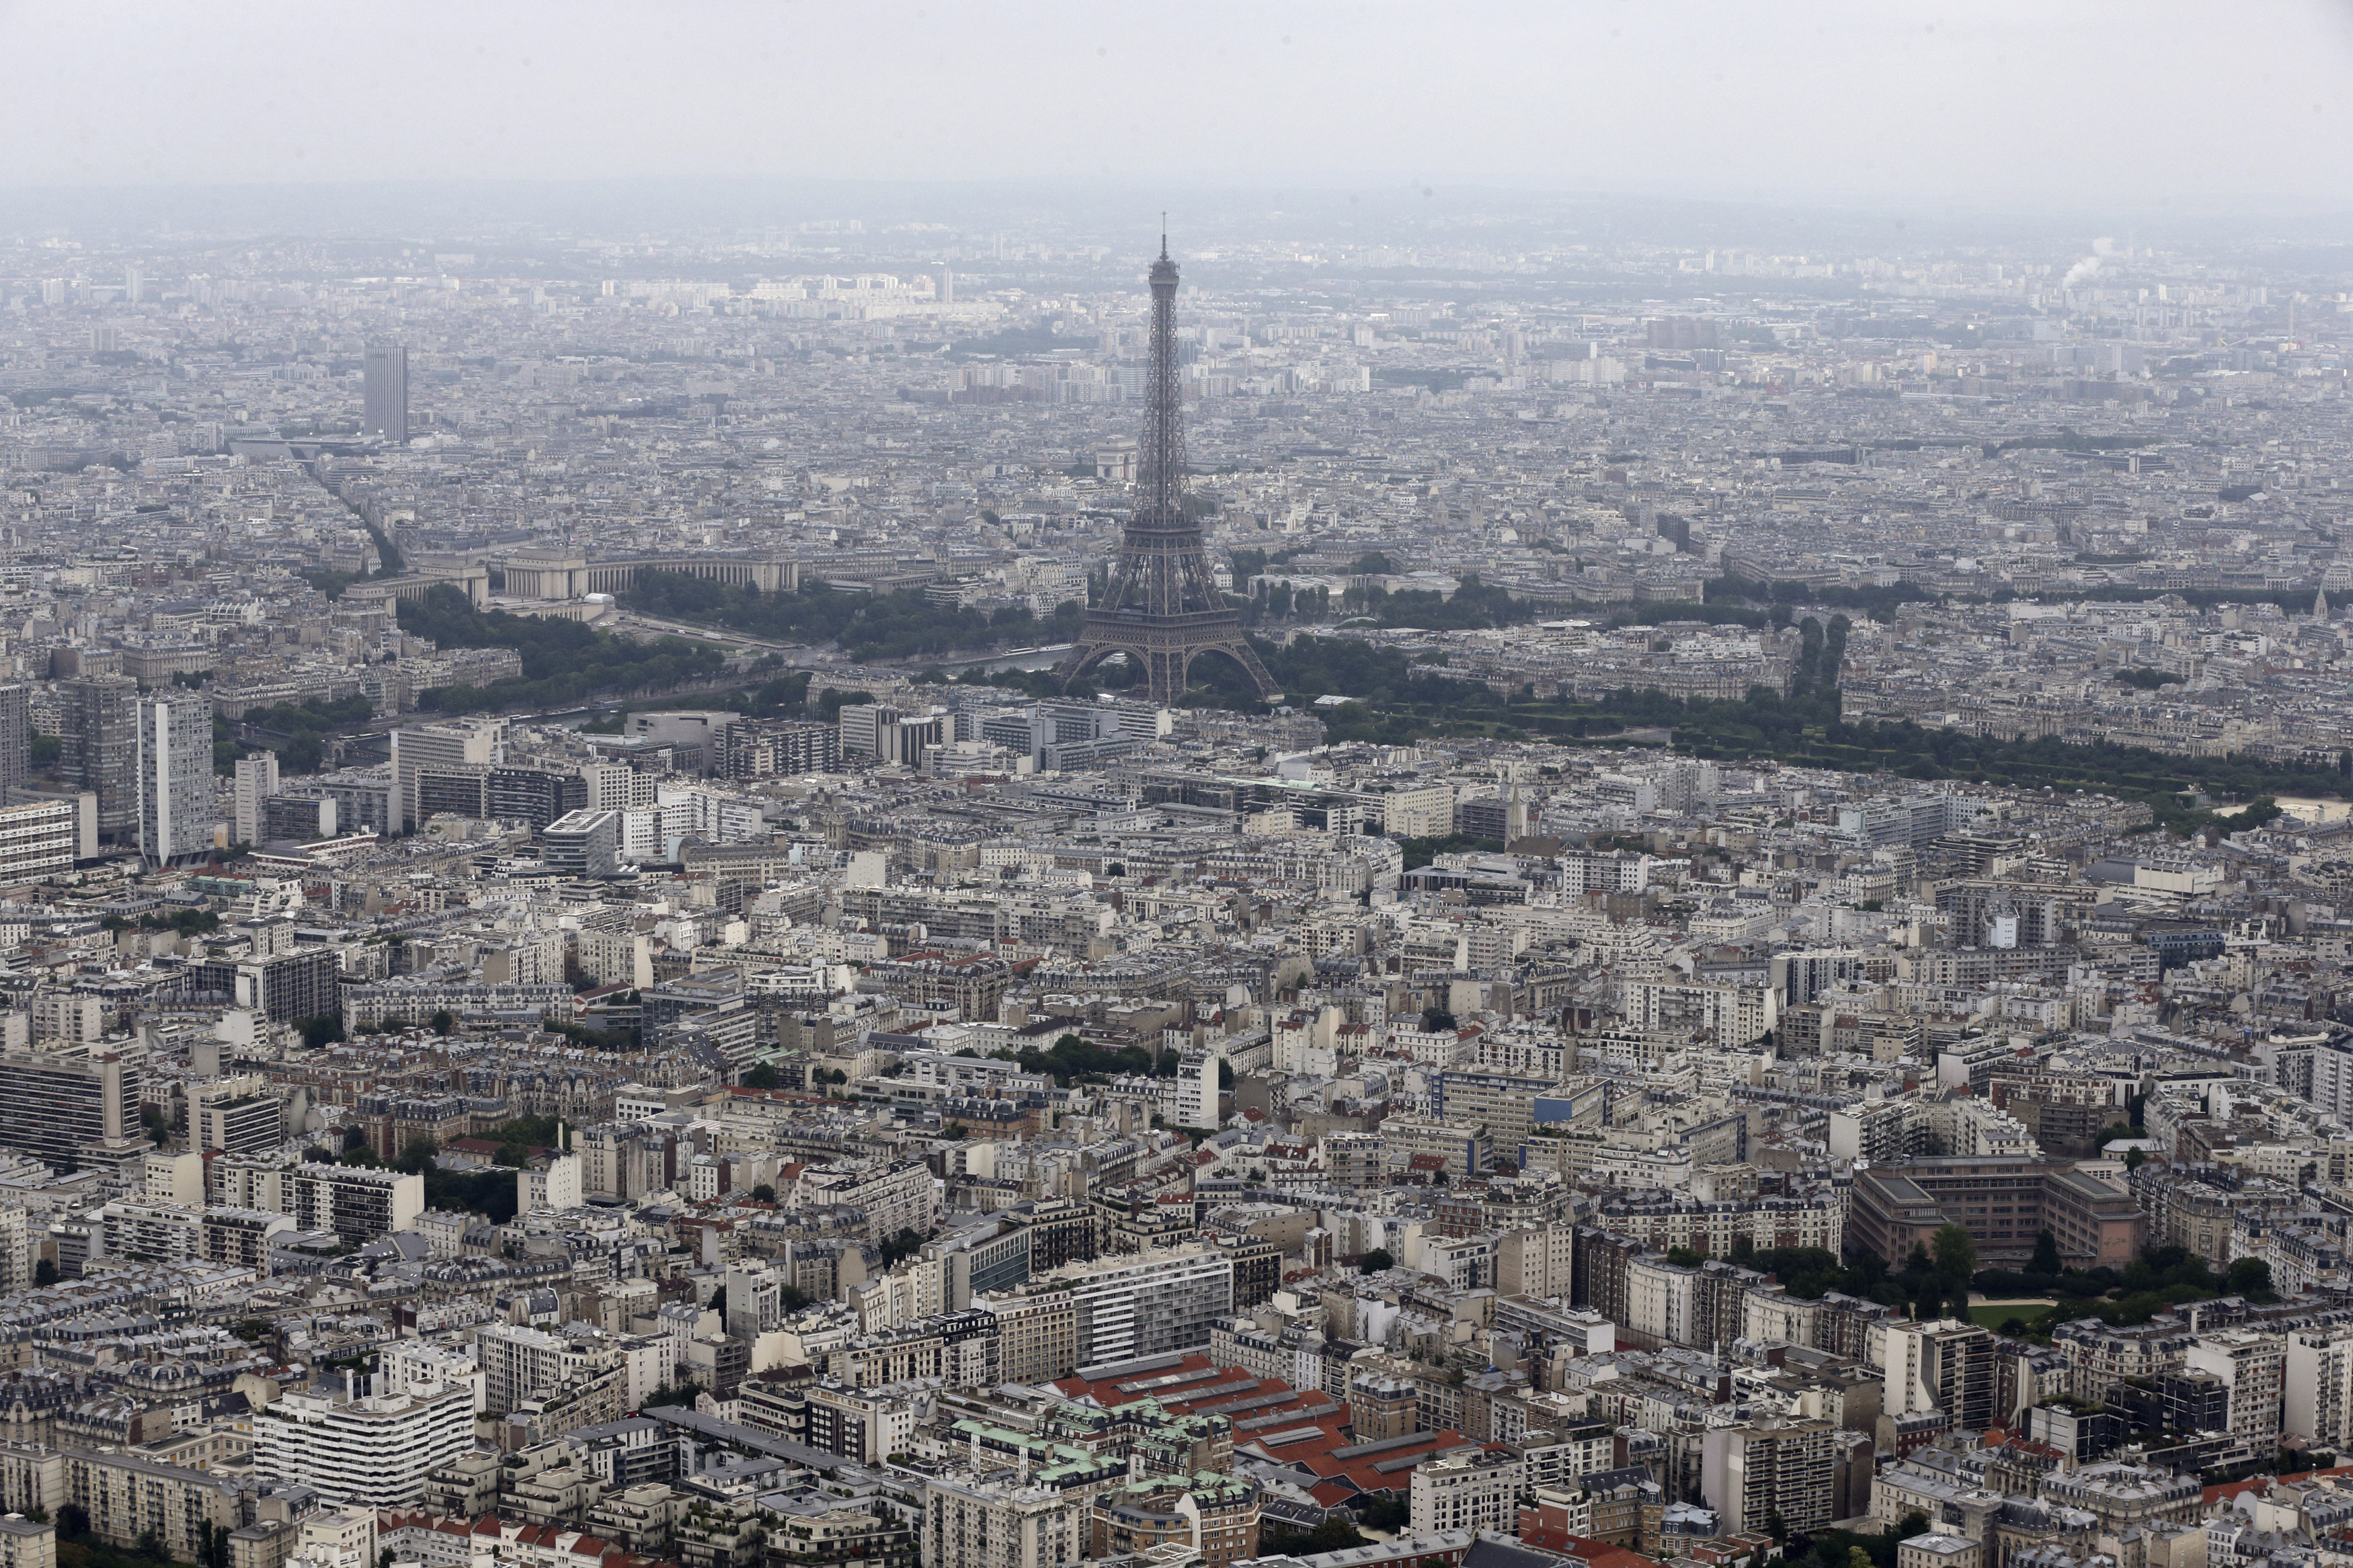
xmin=1055 ymin=231 xmax=1277 ymax=706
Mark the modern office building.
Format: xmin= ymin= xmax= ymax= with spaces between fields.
xmin=260 ymin=793 xmax=336 ymax=841
xmin=2186 ymin=1329 xmax=2287 ymax=1452
xmin=285 ymin=1163 xmax=424 ymax=1245
xmin=476 ymin=1322 xmax=614 ymax=1413
xmin=202 ymin=1207 xmax=295 ymax=1270
xmin=251 ymin=1378 xmax=472 ymax=1506
xmin=0 ymin=799 xmax=78 ymax=884
xmin=58 ymin=677 xmax=138 ymax=846
xmin=236 ymin=948 xmax=342 ymax=1024
xmin=0 ymin=686 xmax=29 ymax=795
xmin=1025 ymin=1245 xmax=1233 ymax=1368
xmin=312 ymin=770 xmax=393 ymax=836
xmin=488 ymin=765 xmax=586 ymax=829
xmin=1883 ymin=1318 xmax=1998 ymax=1432
xmin=137 ymin=690 xmax=213 ymax=865
xmin=98 ymin=1198 xmax=202 ymax=1264
xmin=363 ymin=343 xmax=409 ymax=444
xmin=233 ymin=752 xmax=280 ymax=848
xmin=1700 ymin=1417 xmax=1837 ymax=1535
xmin=2287 ymin=1323 xmax=2353 ymax=1449
xmin=542 ymin=809 xmax=621 ymax=878
xmin=721 ymin=719 xmax=841 ymax=778
xmin=390 ymin=719 xmax=502 ymax=833
xmin=0 ymin=1049 xmax=140 ymax=1171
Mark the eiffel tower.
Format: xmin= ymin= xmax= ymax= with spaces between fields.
xmin=1057 ymin=229 xmax=1277 ymax=706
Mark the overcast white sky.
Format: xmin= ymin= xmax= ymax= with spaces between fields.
xmin=2 ymin=0 xmax=2350 ymax=212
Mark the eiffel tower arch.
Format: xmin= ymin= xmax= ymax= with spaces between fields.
xmin=1055 ymin=234 xmax=1280 ymax=708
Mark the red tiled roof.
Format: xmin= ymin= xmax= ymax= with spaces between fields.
xmin=1302 ymin=1428 xmax=1474 ymax=1498
xmin=2205 ymin=1463 xmax=2353 ymax=1506
xmin=1558 ymin=1537 xmax=1667 ymax=1568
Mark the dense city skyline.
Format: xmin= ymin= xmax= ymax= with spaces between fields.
xmin=1 ymin=10 xmax=2352 ymax=1568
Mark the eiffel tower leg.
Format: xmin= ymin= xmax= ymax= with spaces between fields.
xmin=1175 ymin=637 xmax=1281 ymax=701
xmin=1149 ymin=649 xmax=1183 ymax=706
xmin=1051 ymin=644 xmax=1090 ymax=692
xmin=1224 ymin=638 xmax=1281 ymax=698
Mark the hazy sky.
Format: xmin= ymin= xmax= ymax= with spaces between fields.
xmin=4 ymin=0 xmax=2352 ymax=213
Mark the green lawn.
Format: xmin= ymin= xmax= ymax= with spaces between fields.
xmin=1969 ymin=1299 xmax=2053 ymax=1329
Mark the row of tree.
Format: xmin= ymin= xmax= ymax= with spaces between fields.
xmin=625 ymin=569 xmax=1086 ymax=665
xmin=398 ymin=584 xmax=727 ymax=712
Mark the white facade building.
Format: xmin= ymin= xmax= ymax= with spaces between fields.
xmin=250 ymin=1378 xmax=474 ymax=1505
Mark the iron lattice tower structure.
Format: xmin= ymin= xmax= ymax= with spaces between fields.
xmin=1057 ymin=234 xmax=1277 ymax=706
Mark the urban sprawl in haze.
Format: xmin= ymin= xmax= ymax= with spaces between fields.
xmin=6 ymin=15 xmax=2353 ymax=1568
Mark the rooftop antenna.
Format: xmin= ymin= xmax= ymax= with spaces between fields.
xmin=1161 ymin=212 xmax=1168 ymax=259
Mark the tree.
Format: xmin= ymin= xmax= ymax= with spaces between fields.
xmin=394 ymin=1135 xmax=440 ymax=1175
xmin=33 ymin=1260 xmax=57 ymax=1287
xmin=57 ymin=1503 xmax=89 ymax=1541
xmin=1898 ymin=1512 xmax=1930 ymax=1541
xmin=2032 ymin=1229 xmax=2062 ymax=1276
xmin=1931 ymin=1223 xmax=1978 ymax=1280
xmin=2000 ymin=1317 xmax=2029 ymax=1337
xmin=1263 ymin=1518 xmax=1368 ymax=1557
xmin=708 ymin=1284 xmax=726 ymax=1310
xmin=1359 ymin=1249 xmax=1394 ymax=1274
xmin=744 ymin=1063 xmax=782 ymax=1090
xmin=2227 ymin=1256 xmax=2274 ymax=1299
xmin=750 ymin=1184 xmax=777 ymax=1203
xmin=430 ymin=1009 xmax=455 ymax=1036
xmin=1421 ymin=1008 xmax=1456 ymax=1032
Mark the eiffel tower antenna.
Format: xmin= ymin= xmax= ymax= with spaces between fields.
xmin=1055 ymin=225 xmax=1277 ymax=706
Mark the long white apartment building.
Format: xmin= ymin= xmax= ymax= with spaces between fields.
xmin=249 ymin=1376 xmax=474 ymax=1507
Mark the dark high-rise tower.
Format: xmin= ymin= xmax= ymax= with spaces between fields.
xmin=1058 ymin=234 xmax=1276 ymax=706
xmin=59 ymin=677 xmax=138 ymax=846
xmin=363 ymin=343 xmax=409 ymax=445
xmin=0 ymin=685 xmax=29 ymax=796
